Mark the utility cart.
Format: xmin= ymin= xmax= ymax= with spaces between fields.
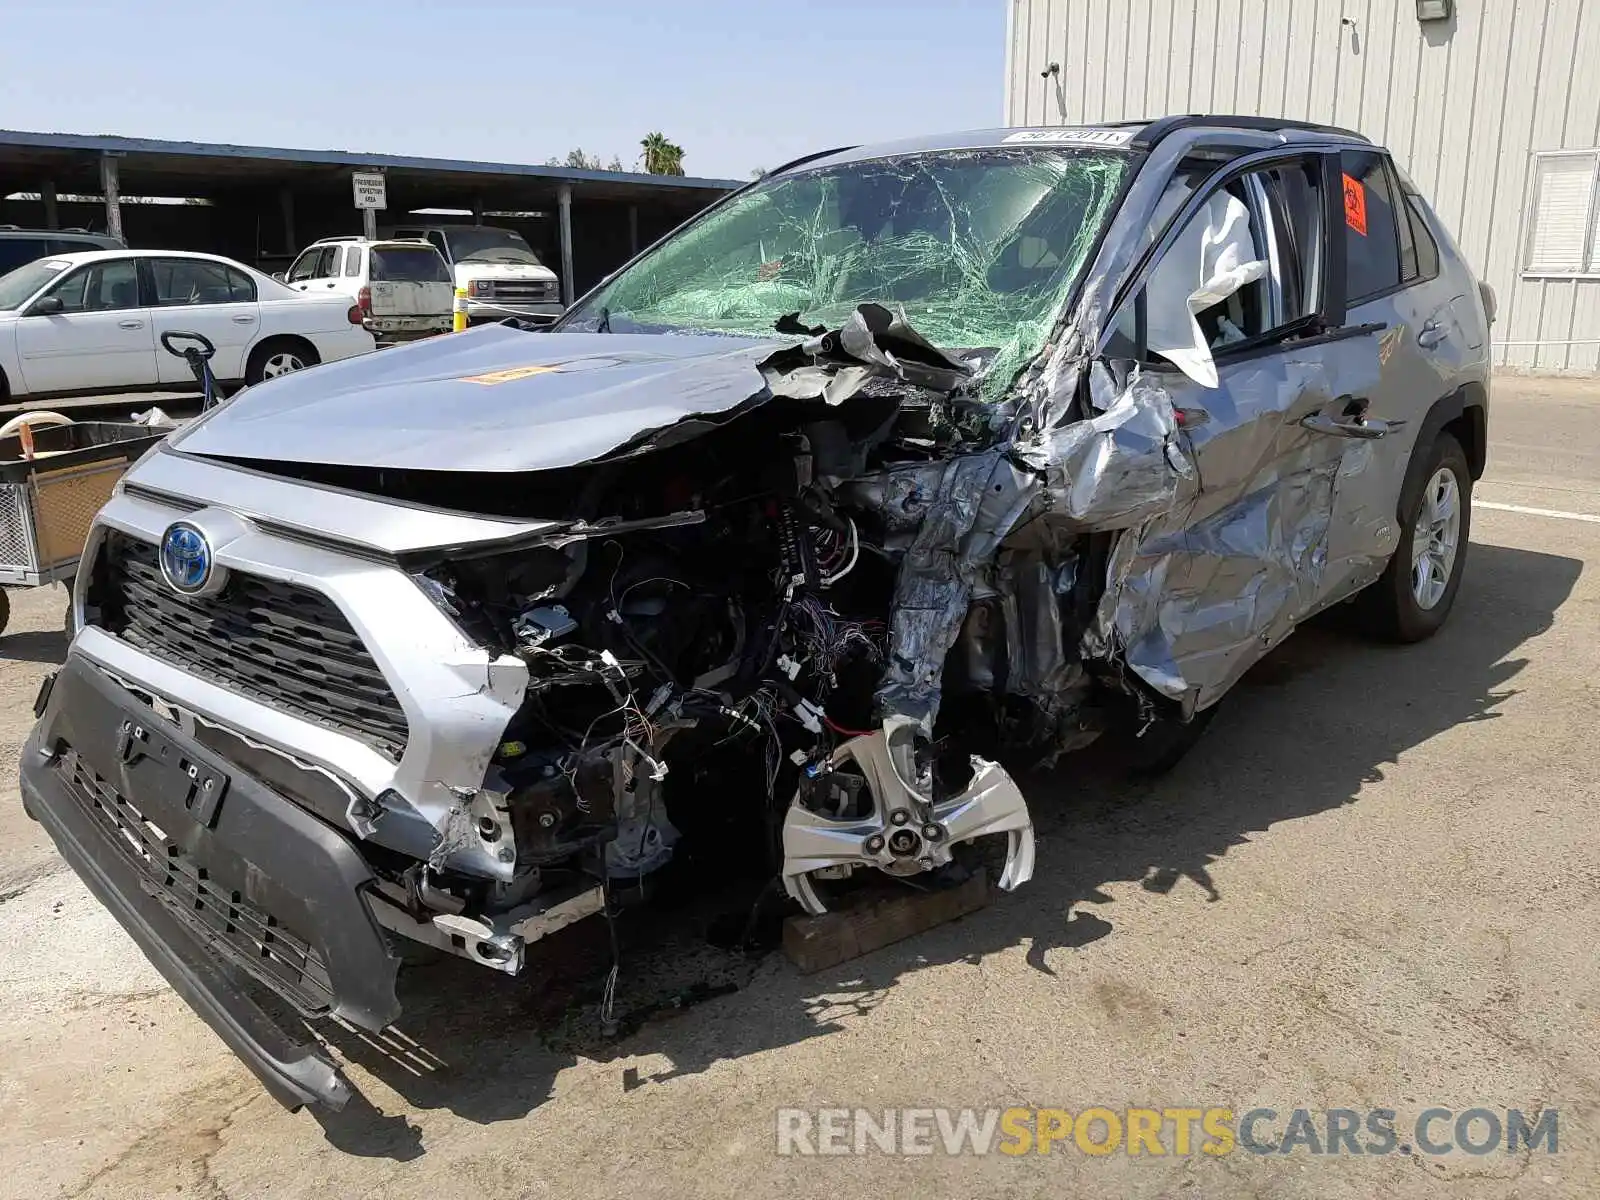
xmin=0 ymin=413 xmax=168 ymax=634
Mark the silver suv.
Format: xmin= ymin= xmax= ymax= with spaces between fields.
xmin=22 ymin=117 xmax=1490 ymax=1110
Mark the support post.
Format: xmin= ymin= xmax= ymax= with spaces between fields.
xmin=628 ymin=203 xmax=639 ymax=256
xmin=472 ymin=194 xmax=485 ymax=226
xmin=558 ymin=183 xmax=575 ymax=306
xmin=99 ymin=153 xmax=123 ymax=242
xmin=362 ymin=207 xmax=377 ymax=240
xmin=278 ymin=187 xmax=296 ymax=253
xmin=41 ymin=181 xmax=58 ymax=230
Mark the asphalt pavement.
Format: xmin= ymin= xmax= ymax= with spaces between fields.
xmin=0 ymin=374 xmax=1596 ymax=1199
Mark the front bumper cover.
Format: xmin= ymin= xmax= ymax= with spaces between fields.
xmin=21 ymin=656 xmax=402 ymax=1110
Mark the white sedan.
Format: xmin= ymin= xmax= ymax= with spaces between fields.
xmin=0 ymin=249 xmax=375 ymax=401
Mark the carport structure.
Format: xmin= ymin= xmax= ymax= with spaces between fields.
xmin=0 ymin=130 xmax=742 ymax=302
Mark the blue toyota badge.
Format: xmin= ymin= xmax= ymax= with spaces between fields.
xmin=159 ymin=522 xmax=213 ymax=595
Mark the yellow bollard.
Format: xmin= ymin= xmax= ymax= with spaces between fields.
xmin=453 ymin=286 xmax=469 ymax=333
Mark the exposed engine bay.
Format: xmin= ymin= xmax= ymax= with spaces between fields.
xmin=303 ymin=303 xmax=1189 ymax=940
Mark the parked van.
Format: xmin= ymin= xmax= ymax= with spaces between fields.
xmin=381 ymin=223 xmax=564 ymax=325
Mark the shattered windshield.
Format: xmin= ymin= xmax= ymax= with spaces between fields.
xmin=564 ymin=147 xmax=1130 ymax=391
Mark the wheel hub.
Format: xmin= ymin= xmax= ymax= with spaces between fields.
xmin=1410 ymin=466 xmax=1461 ymax=610
xmin=263 ymin=353 xmax=305 ymax=379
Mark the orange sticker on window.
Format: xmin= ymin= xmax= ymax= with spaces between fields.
xmin=1343 ymin=172 xmax=1368 ymax=236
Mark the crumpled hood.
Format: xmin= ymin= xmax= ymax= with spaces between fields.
xmin=173 ymin=323 xmax=787 ymax=473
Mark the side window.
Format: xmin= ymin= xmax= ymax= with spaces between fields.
xmin=286 ymin=249 xmax=319 ymax=282
xmin=319 ymin=247 xmax=342 ymax=278
xmin=92 ymin=260 xmax=142 ymax=311
xmin=45 ymin=266 xmax=92 ymax=313
xmin=53 ymin=260 xmax=140 ymax=312
xmin=1128 ymin=158 xmax=1324 ymax=386
xmin=425 ymin=231 xmax=449 ymax=260
xmin=225 ymin=266 xmax=257 ymax=301
xmin=1260 ymin=161 xmax=1325 ymax=322
xmin=1398 ymin=193 xmax=1440 ymax=284
xmin=0 ymin=237 xmax=47 ymax=273
xmin=47 ymin=238 xmax=93 ymax=257
xmin=1339 ymin=150 xmax=1404 ymax=302
xmin=152 ymin=258 xmax=240 ymax=306
xmin=343 ymin=246 xmax=363 ymax=277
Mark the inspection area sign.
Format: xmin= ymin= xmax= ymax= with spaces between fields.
xmin=352 ymin=171 xmax=387 ymax=210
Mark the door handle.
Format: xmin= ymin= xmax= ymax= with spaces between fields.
xmin=1302 ymin=411 xmax=1405 ymax=440
xmin=1302 ymin=394 xmax=1405 ymax=440
xmin=1417 ymin=318 xmax=1449 ymax=349
xmin=118 ymin=319 xmax=143 ymax=329
xmin=231 ymin=314 xmax=257 ymax=323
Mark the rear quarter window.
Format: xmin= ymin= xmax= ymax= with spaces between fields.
xmin=369 ymin=247 xmax=452 ymax=283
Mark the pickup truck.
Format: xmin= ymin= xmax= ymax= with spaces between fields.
xmin=282 ymin=238 xmax=453 ymax=343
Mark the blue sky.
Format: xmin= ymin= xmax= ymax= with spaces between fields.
xmin=0 ymin=0 xmax=1005 ymax=181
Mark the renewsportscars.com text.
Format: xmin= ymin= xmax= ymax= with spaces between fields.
xmin=775 ymin=1106 xmax=1558 ymax=1157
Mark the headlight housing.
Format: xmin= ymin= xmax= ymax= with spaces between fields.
xmin=468 ymin=279 xmax=495 ymax=298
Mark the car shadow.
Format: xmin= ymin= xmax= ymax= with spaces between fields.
xmin=0 ymin=628 xmax=69 ymax=665
xmin=303 ymin=540 xmax=1582 ymax=1157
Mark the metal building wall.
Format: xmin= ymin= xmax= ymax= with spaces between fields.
xmin=1004 ymin=0 xmax=1600 ymax=372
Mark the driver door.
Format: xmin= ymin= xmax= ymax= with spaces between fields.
xmin=13 ymin=258 xmax=158 ymax=394
xmin=1101 ymin=149 xmax=1385 ymax=707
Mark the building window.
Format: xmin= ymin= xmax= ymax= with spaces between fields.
xmin=1523 ymin=151 xmax=1600 ymax=275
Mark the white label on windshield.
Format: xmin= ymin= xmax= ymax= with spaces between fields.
xmin=1002 ymin=128 xmax=1135 ymax=147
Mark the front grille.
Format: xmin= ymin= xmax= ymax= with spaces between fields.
xmin=94 ymin=533 xmax=408 ymax=760
xmin=485 ymin=278 xmax=557 ymax=303
xmin=58 ymin=748 xmax=335 ymax=1013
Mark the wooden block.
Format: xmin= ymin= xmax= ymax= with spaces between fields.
xmin=782 ymin=869 xmax=991 ymax=974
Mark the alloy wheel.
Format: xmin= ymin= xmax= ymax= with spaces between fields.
xmin=1410 ymin=466 xmax=1462 ymax=610
xmin=262 ymin=352 xmax=306 ymax=378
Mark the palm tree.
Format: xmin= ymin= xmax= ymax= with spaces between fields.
xmin=640 ymin=132 xmax=686 ymax=176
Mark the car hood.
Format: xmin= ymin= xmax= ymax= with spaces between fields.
xmin=173 ymin=323 xmax=789 ymax=473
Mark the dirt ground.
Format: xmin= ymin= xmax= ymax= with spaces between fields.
xmin=0 ymin=376 xmax=1597 ymax=1199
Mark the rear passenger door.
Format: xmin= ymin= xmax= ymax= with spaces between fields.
xmin=145 ymin=257 xmax=261 ymax=383
xmin=1318 ymin=149 xmax=1473 ymax=602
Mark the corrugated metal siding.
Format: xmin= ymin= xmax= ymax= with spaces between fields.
xmin=1003 ymin=0 xmax=1600 ymax=372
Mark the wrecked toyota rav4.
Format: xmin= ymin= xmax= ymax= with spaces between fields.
xmin=23 ymin=118 xmax=1490 ymax=1109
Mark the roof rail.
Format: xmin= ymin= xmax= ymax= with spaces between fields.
xmin=1131 ymin=114 xmax=1369 ymax=149
xmin=765 ymin=144 xmax=860 ymax=179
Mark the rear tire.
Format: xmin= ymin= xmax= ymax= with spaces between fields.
xmin=1356 ymin=432 xmax=1471 ymax=643
xmin=0 ymin=588 xmax=9 ymax=635
xmin=245 ymin=338 xmax=320 ymax=385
